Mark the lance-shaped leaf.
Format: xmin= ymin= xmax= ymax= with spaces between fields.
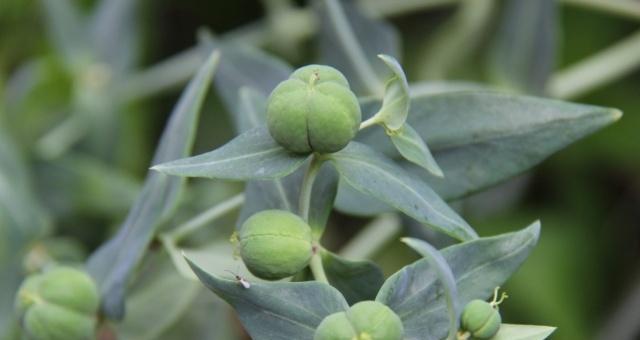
xmin=401 ymin=238 xmax=460 ymax=340
xmin=40 ymin=0 xmax=88 ymax=67
xmin=490 ymin=0 xmax=557 ymax=95
xmin=390 ymin=124 xmax=443 ymax=177
xmin=328 ymin=142 xmax=476 ymax=241
xmin=356 ymin=91 xmax=622 ymax=202
xmin=186 ymin=257 xmax=349 ymax=340
xmin=90 ymin=0 xmax=139 ymax=74
xmin=308 ymin=163 xmax=339 ymax=238
xmin=376 ymin=221 xmax=540 ymax=340
xmin=237 ymin=87 xmax=268 ymax=133
xmin=87 ymin=51 xmax=220 ymax=319
xmin=368 ymin=54 xmax=410 ymax=131
xmin=152 ymin=126 xmax=309 ymax=181
xmin=491 ymin=324 xmax=556 ymax=340
xmin=317 ymin=0 xmax=400 ymax=96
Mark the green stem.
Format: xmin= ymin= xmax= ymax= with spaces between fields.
xmin=168 ymin=193 xmax=245 ymax=243
xmin=548 ymin=29 xmax=640 ymax=99
xmin=309 ymin=247 xmax=329 ymax=284
xmin=339 ymin=213 xmax=401 ymax=259
xmin=359 ymin=116 xmax=380 ymax=131
xmin=298 ymin=155 xmax=322 ymax=222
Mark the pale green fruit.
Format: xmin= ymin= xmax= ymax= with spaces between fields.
xmin=314 ymin=301 xmax=404 ymax=340
xmin=239 ymin=209 xmax=313 ymax=280
xmin=15 ymin=266 xmax=99 ymax=340
xmin=460 ymin=300 xmax=502 ymax=339
xmin=267 ymin=64 xmax=361 ymax=154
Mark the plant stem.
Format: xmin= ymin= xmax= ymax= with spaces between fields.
xmin=309 ymin=247 xmax=329 ymax=284
xmin=168 ymin=193 xmax=245 ymax=243
xmin=298 ymin=155 xmax=322 ymax=222
xmin=548 ymin=29 xmax=640 ymax=99
xmin=359 ymin=116 xmax=380 ymax=131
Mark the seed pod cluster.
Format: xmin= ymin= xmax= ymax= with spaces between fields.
xmin=314 ymin=301 xmax=404 ymax=340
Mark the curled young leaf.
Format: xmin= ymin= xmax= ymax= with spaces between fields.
xmin=365 ymin=54 xmax=410 ymax=131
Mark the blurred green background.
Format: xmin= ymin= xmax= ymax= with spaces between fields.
xmin=1 ymin=0 xmax=638 ymax=339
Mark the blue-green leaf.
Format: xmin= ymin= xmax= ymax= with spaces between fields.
xmin=317 ymin=0 xmax=400 ymax=96
xmin=186 ymin=257 xmax=349 ymax=340
xmin=490 ymin=0 xmax=557 ymax=95
xmin=328 ymin=142 xmax=476 ymax=241
xmin=153 ymin=126 xmax=308 ymax=181
xmin=236 ymin=86 xmax=268 ymax=133
xmin=491 ymin=324 xmax=556 ymax=340
xmin=90 ymin=0 xmax=139 ymax=73
xmin=376 ymin=221 xmax=540 ymax=340
xmin=369 ymin=54 xmax=410 ymax=130
xmin=320 ymin=249 xmax=384 ymax=305
xmin=401 ymin=238 xmax=459 ymax=340
xmin=390 ymin=124 xmax=443 ymax=177
xmin=39 ymin=0 xmax=87 ymax=67
xmin=87 ymin=51 xmax=220 ymax=320
xmin=308 ymin=163 xmax=339 ymax=238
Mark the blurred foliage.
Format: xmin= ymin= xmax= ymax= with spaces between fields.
xmin=0 ymin=0 xmax=639 ymax=339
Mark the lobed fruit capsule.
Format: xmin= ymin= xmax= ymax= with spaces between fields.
xmin=266 ymin=64 xmax=361 ymax=154
xmin=314 ymin=301 xmax=404 ymax=340
xmin=239 ymin=209 xmax=313 ymax=280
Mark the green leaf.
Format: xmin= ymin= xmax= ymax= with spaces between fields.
xmin=491 ymin=324 xmax=556 ymax=340
xmin=360 ymin=91 xmax=622 ymax=201
xmin=317 ymin=0 xmax=400 ymax=96
xmin=308 ymin=163 xmax=339 ymax=238
xmin=86 ymin=51 xmax=220 ymax=320
xmin=186 ymin=257 xmax=349 ymax=340
xmin=90 ymin=0 xmax=139 ymax=73
xmin=153 ymin=126 xmax=309 ymax=181
xmin=369 ymin=54 xmax=410 ymax=130
xmin=39 ymin=0 xmax=87 ymax=67
xmin=376 ymin=222 xmax=540 ymax=340
xmin=320 ymin=249 xmax=385 ymax=305
xmin=401 ymin=238 xmax=459 ymax=340
xmin=116 ymin=251 xmax=201 ymax=340
xmin=390 ymin=124 xmax=443 ymax=177
xmin=490 ymin=0 xmax=557 ymax=95
xmin=328 ymin=142 xmax=476 ymax=241
xmin=237 ymin=86 xmax=268 ymax=133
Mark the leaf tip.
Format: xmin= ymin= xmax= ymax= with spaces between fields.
xmin=610 ymin=108 xmax=623 ymax=122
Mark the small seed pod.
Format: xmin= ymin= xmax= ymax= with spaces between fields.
xmin=460 ymin=288 xmax=508 ymax=339
xmin=266 ymin=64 xmax=361 ymax=154
xmin=314 ymin=301 xmax=404 ymax=340
xmin=15 ymin=266 xmax=99 ymax=340
xmin=239 ymin=209 xmax=313 ymax=280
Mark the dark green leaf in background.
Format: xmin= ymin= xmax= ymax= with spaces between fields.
xmin=490 ymin=0 xmax=557 ymax=95
xmin=39 ymin=0 xmax=87 ymax=68
xmin=187 ymin=257 xmax=349 ymax=340
xmin=376 ymin=221 xmax=540 ymax=340
xmin=320 ymin=249 xmax=385 ymax=305
xmin=329 ymin=142 xmax=477 ymax=241
xmin=90 ymin=0 xmax=139 ymax=74
xmin=153 ymin=126 xmax=309 ymax=181
xmin=87 ymin=51 xmax=220 ymax=319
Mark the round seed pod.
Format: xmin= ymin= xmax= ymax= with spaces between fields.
xmin=266 ymin=64 xmax=361 ymax=154
xmin=239 ymin=209 xmax=313 ymax=280
xmin=15 ymin=266 xmax=99 ymax=340
xmin=314 ymin=301 xmax=404 ymax=340
xmin=460 ymin=299 xmax=502 ymax=339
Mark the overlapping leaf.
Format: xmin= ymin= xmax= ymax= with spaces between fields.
xmin=328 ymin=142 xmax=476 ymax=241
xmin=377 ymin=221 xmax=540 ymax=340
xmin=491 ymin=324 xmax=556 ymax=340
xmin=87 ymin=51 xmax=220 ymax=319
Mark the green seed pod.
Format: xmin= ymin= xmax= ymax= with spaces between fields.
xmin=266 ymin=64 xmax=361 ymax=154
xmin=15 ymin=266 xmax=99 ymax=340
xmin=314 ymin=301 xmax=404 ymax=340
xmin=460 ymin=300 xmax=502 ymax=339
xmin=239 ymin=209 xmax=313 ymax=280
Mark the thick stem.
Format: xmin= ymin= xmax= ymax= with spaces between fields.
xmin=359 ymin=116 xmax=380 ymax=131
xmin=168 ymin=193 xmax=245 ymax=243
xmin=309 ymin=246 xmax=329 ymax=284
xmin=298 ymin=155 xmax=322 ymax=222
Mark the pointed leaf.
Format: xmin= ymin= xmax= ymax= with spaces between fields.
xmin=153 ymin=126 xmax=308 ymax=180
xmin=186 ymin=257 xmax=349 ymax=340
xmin=376 ymin=222 xmax=540 ymax=340
xmin=87 ymin=51 xmax=220 ymax=319
xmin=320 ymin=249 xmax=385 ymax=305
xmin=317 ymin=0 xmax=400 ymax=96
xmin=40 ymin=0 xmax=87 ymax=66
xmin=491 ymin=324 xmax=556 ymax=340
xmin=328 ymin=142 xmax=476 ymax=241
xmin=371 ymin=54 xmax=410 ymax=130
xmin=390 ymin=124 xmax=443 ymax=177
xmin=490 ymin=0 xmax=557 ymax=95
xmin=401 ymin=238 xmax=459 ymax=340
xmin=236 ymin=86 xmax=268 ymax=133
